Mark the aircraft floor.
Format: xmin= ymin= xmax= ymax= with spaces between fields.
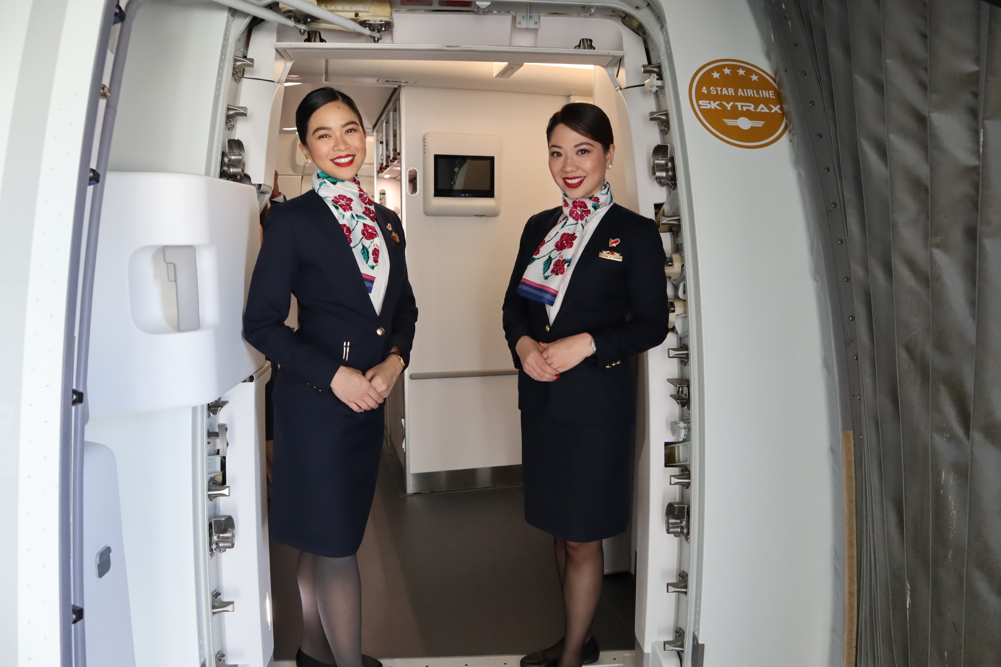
xmin=269 ymin=450 xmax=638 ymax=662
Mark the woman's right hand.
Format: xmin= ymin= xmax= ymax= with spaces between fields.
xmin=516 ymin=336 xmax=560 ymax=382
xmin=330 ymin=365 xmax=384 ymax=412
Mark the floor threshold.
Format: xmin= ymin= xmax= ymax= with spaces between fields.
xmin=275 ymin=652 xmax=638 ymax=667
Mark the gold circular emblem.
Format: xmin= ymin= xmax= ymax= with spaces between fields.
xmin=689 ymin=59 xmax=787 ymax=149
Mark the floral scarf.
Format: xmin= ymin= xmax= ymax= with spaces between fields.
xmin=517 ymin=181 xmax=613 ymax=306
xmin=313 ymin=171 xmax=381 ymax=293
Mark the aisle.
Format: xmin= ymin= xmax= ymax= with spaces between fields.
xmin=270 ymin=452 xmax=637 ymax=660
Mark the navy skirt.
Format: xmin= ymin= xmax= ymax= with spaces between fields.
xmin=521 ymin=413 xmax=635 ymax=543
xmin=269 ymin=395 xmax=384 ymax=558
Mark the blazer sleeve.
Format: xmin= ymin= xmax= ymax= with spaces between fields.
xmin=386 ymin=212 xmax=418 ymax=365
xmin=243 ymin=207 xmax=343 ymax=389
xmin=501 ymin=215 xmax=541 ymax=368
xmin=589 ymin=217 xmax=670 ymax=365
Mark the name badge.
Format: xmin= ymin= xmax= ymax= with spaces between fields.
xmin=598 ymin=250 xmax=623 ymax=262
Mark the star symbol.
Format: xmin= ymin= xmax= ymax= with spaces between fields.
xmin=737 ymin=68 xmax=746 ymax=76
xmin=712 ymin=71 xmax=720 ymax=79
xmin=750 ymin=73 xmax=760 ymax=81
xmin=722 ymin=67 xmax=732 ymax=75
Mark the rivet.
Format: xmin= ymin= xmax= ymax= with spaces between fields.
xmin=843 ymin=276 xmax=850 ymax=282
xmin=809 ymin=101 xmax=816 ymax=106
xmin=817 ymin=133 xmax=823 ymax=139
xmin=849 ymin=316 xmax=855 ymax=321
xmin=831 ymin=202 xmax=838 ymax=209
xmin=838 ymin=239 xmax=844 ymax=244
xmin=825 ymin=167 xmax=831 ymax=172
xmin=854 ymin=355 xmax=859 ymax=360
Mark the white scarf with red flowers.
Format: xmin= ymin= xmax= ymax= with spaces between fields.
xmin=517 ymin=181 xmax=613 ymax=306
xmin=313 ymin=172 xmax=388 ymax=309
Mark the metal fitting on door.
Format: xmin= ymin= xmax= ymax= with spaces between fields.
xmin=209 ymin=515 xmax=236 ymax=554
xmin=664 ymin=627 xmax=685 ymax=651
xmin=652 ymin=144 xmax=677 ymax=190
xmin=667 ymin=570 xmax=688 ymax=595
xmin=665 ymin=502 xmax=690 ymax=539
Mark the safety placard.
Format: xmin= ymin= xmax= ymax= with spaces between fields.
xmin=689 ymin=59 xmax=787 ymax=149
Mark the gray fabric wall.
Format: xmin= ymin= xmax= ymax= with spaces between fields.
xmin=750 ymin=1 xmax=1001 ymax=665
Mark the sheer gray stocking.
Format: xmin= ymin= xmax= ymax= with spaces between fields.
xmin=297 ymin=550 xmax=364 ymax=667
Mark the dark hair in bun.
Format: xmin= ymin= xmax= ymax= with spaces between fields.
xmin=295 ymin=87 xmax=364 ymax=145
xmin=545 ymin=103 xmax=614 ymax=151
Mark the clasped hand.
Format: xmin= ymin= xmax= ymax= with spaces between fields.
xmin=330 ymin=354 xmax=403 ymax=413
xmin=516 ymin=333 xmax=593 ymax=382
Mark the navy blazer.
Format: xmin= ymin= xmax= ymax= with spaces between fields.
xmin=502 ymin=203 xmax=669 ymax=424
xmin=244 ymin=190 xmax=417 ymax=413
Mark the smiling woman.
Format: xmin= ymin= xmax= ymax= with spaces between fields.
xmin=243 ymin=87 xmax=418 ymax=667
xmin=502 ymin=103 xmax=669 ymax=667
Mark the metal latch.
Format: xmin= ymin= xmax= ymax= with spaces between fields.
xmin=664 ymin=627 xmax=685 ymax=652
xmin=649 ymin=109 xmax=670 ymax=132
xmin=664 ymin=441 xmax=690 ymax=468
xmin=208 ymin=482 xmax=231 ymax=500
xmin=212 ymin=590 xmax=235 ymax=614
xmin=668 ymin=378 xmax=689 ymax=409
xmin=225 ymin=105 xmax=248 ymax=130
xmin=669 ymin=467 xmax=691 ymax=488
xmin=667 ymin=570 xmax=688 ymax=595
xmin=652 ymin=144 xmax=677 ymax=190
xmin=666 ymin=502 xmax=690 ymax=539
xmin=209 ymin=515 xmax=236 ymax=554
xmin=232 ymin=55 xmax=254 ymax=81
xmin=208 ymin=425 xmax=229 ymax=453
xmin=668 ymin=346 xmax=689 ymax=365
xmin=207 ymin=399 xmax=229 ymax=416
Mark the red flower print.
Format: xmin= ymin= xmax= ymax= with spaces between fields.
xmin=551 ymin=258 xmax=567 ymax=275
xmin=554 ymin=232 xmax=577 ymax=251
xmin=359 ymin=190 xmax=373 ymax=206
xmin=591 ymin=196 xmax=600 ymax=203
xmin=361 ymin=224 xmax=378 ymax=240
xmin=534 ymin=240 xmax=545 ymax=257
xmin=568 ymin=200 xmax=589 ymax=221
xmin=332 ymin=194 xmax=354 ymax=211
xmin=340 ymin=224 xmax=352 ymax=242
xmin=362 ymin=206 xmax=376 ymax=221
xmin=372 ymin=246 xmax=380 ymax=264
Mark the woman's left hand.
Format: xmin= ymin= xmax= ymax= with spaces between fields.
xmin=365 ymin=353 xmax=404 ymax=399
xmin=540 ymin=333 xmax=594 ymax=374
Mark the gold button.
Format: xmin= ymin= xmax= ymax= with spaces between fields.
xmin=545 ymin=325 xmax=550 ymax=332
xmin=376 ymin=327 xmax=385 ymax=336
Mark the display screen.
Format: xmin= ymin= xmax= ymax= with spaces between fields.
xmin=433 ymin=155 xmax=495 ymax=198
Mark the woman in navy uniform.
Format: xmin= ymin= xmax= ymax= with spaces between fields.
xmin=244 ymin=88 xmax=417 ymax=667
xmin=503 ymin=103 xmax=669 ymax=667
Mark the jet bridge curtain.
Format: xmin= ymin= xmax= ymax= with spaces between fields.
xmin=750 ymin=1 xmax=1001 ymax=665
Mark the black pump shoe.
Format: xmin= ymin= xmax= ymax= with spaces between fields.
xmin=519 ymin=635 xmax=600 ymax=667
xmin=296 ymin=649 xmax=383 ymax=667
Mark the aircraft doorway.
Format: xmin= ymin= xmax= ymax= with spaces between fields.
xmin=264 ymin=52 xmax=650 ymax=664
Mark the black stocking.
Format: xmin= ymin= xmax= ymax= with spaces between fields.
xmin=558 ymin=540 xmax=603 ymax=667
xmin=297 ymin=550 xmax=363 ymax=667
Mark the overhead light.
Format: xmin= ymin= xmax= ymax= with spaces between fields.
xmin=284 ymin=81 xmax=302 ymax=86
xmin=493 ymin=62 xmax=524 ymax=78
xmin=530 ymin=63 xmax=595 ymax=70
xmin=282 ymin=127 xmax=297 ymax=131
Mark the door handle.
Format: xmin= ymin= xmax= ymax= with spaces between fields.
xmin=163 ymin=246 xmax=200 ymax=332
